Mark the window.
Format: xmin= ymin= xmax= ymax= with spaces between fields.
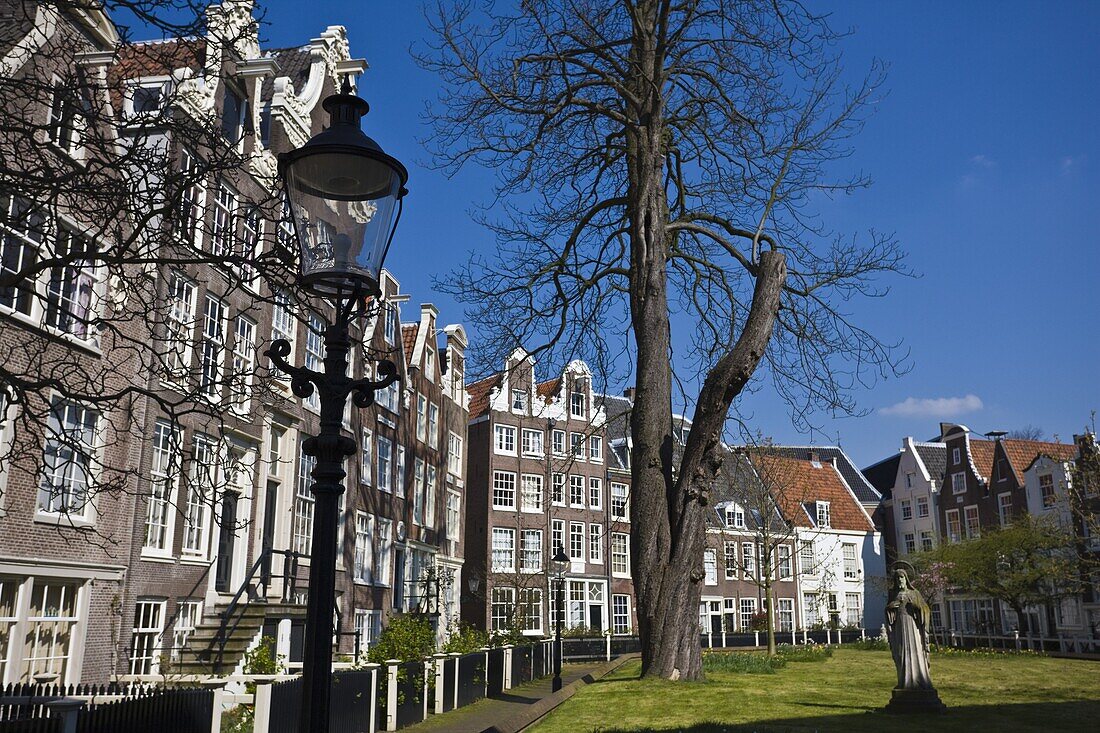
xmin=905 ymin=472 xmax=915 ymax=489
xmin=611 ymin=533 xmax=630 ymax=576
xmin=589 ymin=436 xmax=602 ymax=462
xmin=521 ymin=529 xmax=542 ymax=572
xmin=491 ymin=587 xmax=514 ymax=631
xmin=376 ymin=436 xmax=393 ymax=493
xmin=952 ymin=447 xmax=961 ymax=465
xmin=551 ymin=430 xmax=566 ymax=456
xmin=38 ymin=397 xmax=98 ymax=519
xmin=998 ymin=492 xmax=1012 ymax=526
xmin=182 ymin=434 xmax=217 ymax=557
xmin=395 ymin=446 xmax=406 ymax=498
xmin=129 ymin=600 xmax=165 ymax=675
xmin=293 ymin=443 xmax=316 ymax=556
xmin=964 ymin=505 xmax=980 ymax=539
xmin=569 ymin=475 xmax=584 ymax=507
xmin=518 ymin=588 xmax=542 ymax=633
xmin=44 ymin=227 xmax=99 ymax=342
xmin=491 ymin=528 xmax=515 ymax=572
xmin=552 ymin=473 xmax=565 ymax=505
xmin=354 ymin=512 xmax=374 ymax=584
xmin=163 ymin=273 xmax=196 ymax=378
xmin=354 ymin=610 xmax=382 ymax=654
xmin=569 ymin=522 xmax=585 ymax=561
xmin=815 ymin=501 xmax=830 ymax=528
xmin=589 ymin=524 xmax=603 ymax=563
xmin=24 ymin=581 xmax=79 ymax=680
xmin=904 ymin=533 xmax=916 ymax=554
xmin=230 ymin=316 xmax=256 ymax=414
xmin=741 ymin=542 xmax=756 ymax=578
xmin=520 ymin=474 xmax=543 ymax=512
xmin=48 ymin=82 xmax=87 ymax=159
xmin=221 ymin=84 xmax=246 ymax=144
xmin=570 ymin=432 xmax=585 ymax=459
xmin=383 ymin=302 xmax=399 ymax=346
xmin=799 ymin=541 xmax=815 ymax=575
xmin=0 ymin=195 xmax=44 ymax=316
xmin=210 ymin=180 xmax=236 ymax=258
xmin=552 ymin=520 xmax=565 ymax=558
xmin=199 ymin=295 xmax=227 ymax=400
xmin=1039 ymin=474 xmax=1056 ymax=509
xmin=777 ymin=545 xmax=792 ymax=580
xmin=917 ymin=496 xmax=929 ymax=518
xmin=511 ymin=389 xmax=527 ymax=412
xmin=900 ymin=499 xmax=912 ymax=521
xmin=376 ymin=364 xmax=399 ymax=413
xmin=425 ymin=466 xmax=437 ymax=527
xmin=360 ymin=429 xmax=373 ymax=485
xmin=611 ymin=482 xmax=629 ymax=520
xmin=303 ymin=313 xmax=324 ymax=410
xmin=144 ymin=421 xmax=180 ymax=553
xmin=270 ymin=289 xmax=295 ymax=379
xmin=177 ymin=149 xmax=204 ymax=244
xmin=521 ymin=428 xmax=543 ymax=456
xmin=740 ymin=598 xmax=757 ymax=632
xmin=172 ymin=600 xmax=201 ymax=660
xmin=777 ymin=599 xmax=794 ymax=632
xmin=494 ymin=424 xmax=517 ymax=455
xmin=725 ymin=505 xmax=745 ymax=529
xmin=589 ymin=477 xmax=602 ymax=509
xmin=413 ymin=459 xmax=426 ymax=526
xmin=416 ymin=395 xmax=427 ymax=442
xmin=724 ymin=541 xmax=738 ymax=579
xmin=612 ymin=595 xmax=631 ymax=634
xmin=845 ymin=593 xmax=862 ymax=626
xmin=920 ymin=531 xmax=934 ymax=551
xmin=492 ymin=471 xmax=517 ymax=510
xmin=569 ymin=385 xmax=586 ymax=418
xmin=447 ymin=432 xmax=463 ymax=476
xmin=424 ymin=402 xmax=437 ymax=449
xmin=952 ymin=472 xmax=967 ymax=494
xmin=703 ymin=549 xmax=718 ymax=585
xmin=803 ymin=592 xmax=819 ymax=627
xmin=842 ymin=544 xmax=858 ymax=578
xmin=238 ymin=207 xmax=261 ymax=285
xmin=377 ymin=519 xmax=393 ymax=585
xmin=945 ymin=509 xmax=961 ymax=543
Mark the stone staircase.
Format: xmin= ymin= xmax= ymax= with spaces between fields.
xmin=173 ymin=601 xmax=307 ymax=676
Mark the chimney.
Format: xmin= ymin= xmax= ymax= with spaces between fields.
xmin=623 ymin=387 xmax=636 ymax=401
xmin=809 ymin=450 xmax=819 ymax=463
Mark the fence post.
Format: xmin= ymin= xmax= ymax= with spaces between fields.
xmin=450 ymin=653 xmax=461 ymax=710
xmin=200 ymin=677 xmax=228 ymax=733
xmin=44 ymin=698 xmax=84 ymax=733
xmin=754 ymin=630 xmax=759 ymax=648
xmin=252 ymin=677 xmax=275 ymax=733
xmin=503 ymin=645 xmax=513 ymax=690
xmin=706 ymin=629 xmax=712 ymax=648
xmin=433 ymin=654 xmax=448 ymax=714
xmin=721 ymin=630 xmax=726 ymax=648
xmin=363 ymin=662 xmax=381 ymax=733
xmin=605 ymin=631 xmax=612 ymax=661
xmin=825 ymin=628 xmax=831 ymax=645
xmin=860 ymin=627 xmax=866 ymax=641
xmin=790 ymin=630 xmax=796 ymax=646
xmin=1014 ymin=630 xmax=1021 ymax=652
xmin=802 ymin=629 xmax=808 ymax=645
xmin=480 ymin=648 xmax=490 ymax=699
xmin=386 ymin=659 xmax=401 ymax=732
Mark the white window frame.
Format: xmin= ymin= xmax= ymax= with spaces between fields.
xmin=520 ymin=473 xmax=543 ymax=513
xmin=521 ymin=428 xmax=544 ymax=457
xmin=589 ymin=523 xmax=603 ymax=564
xmin=611 ymin=532 xmax=630 ymax=577
xmin=492 ymin=470 xmax=517 ymax=510
xmin=377 ymin=436 xmax=393 ymax=493
xmin=494 ymin=424 xmax=517 ymax=456
xmin=491 ymin=527 xmax=516 ymax=572
xmin=129 ymin=599 xmax=166 ymax=675
xmin=37 ymin=396 xmax=100 ymax=524
xmin=143 ymin=421 xmax=181 ymax=556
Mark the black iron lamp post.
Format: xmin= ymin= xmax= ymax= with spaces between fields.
xmin=550 ymin=546 xmax=569 ymax=692
xmin=266 ymin=78 xmax=408 ymax=733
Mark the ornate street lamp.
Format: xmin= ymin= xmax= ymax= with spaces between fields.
xmin=267 ymin=78 xmax=408 ymax=733
xmin=550 ymin=546 xmax=569 ymax=692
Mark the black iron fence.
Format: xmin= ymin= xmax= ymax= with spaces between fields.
xmin=0 ymin=684 xmax=212 ymax=733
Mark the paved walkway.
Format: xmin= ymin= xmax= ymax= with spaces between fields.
xmin=401 ymin=661 xmax=609 ymax=733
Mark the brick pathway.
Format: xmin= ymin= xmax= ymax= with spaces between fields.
xmin=399 ymin=661 xmax=610 ymax=733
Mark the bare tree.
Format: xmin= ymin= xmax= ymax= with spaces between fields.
xmin=1008 ymin=425 xmax=1046 ymax=441
xmin=419 ymin=1 xmax=906 ymax=679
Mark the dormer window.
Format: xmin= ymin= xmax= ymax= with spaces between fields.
xmin=511 ymin=389 xmax=527 ymax=412
xmin=952 ymin=447 xmax=961 ymax=465
xmin=815 ymin=501 xmax=831 ymax=528
xmin=569 ymin=384 xmax=586 ymax=418
xmin=126 ymin=78 xmax=169 ymax=118
xmin=724 ymin=505 xmax=745 ymax=529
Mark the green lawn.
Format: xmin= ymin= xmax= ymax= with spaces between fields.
xmin=528 ymin=648 xmax=1100 ymax=732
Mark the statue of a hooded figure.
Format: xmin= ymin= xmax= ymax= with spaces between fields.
xmin=883 ymin=562 xmax=947 ymax=714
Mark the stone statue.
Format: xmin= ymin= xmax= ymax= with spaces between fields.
xmin=883 ymin=562 xmax=947 ymax=714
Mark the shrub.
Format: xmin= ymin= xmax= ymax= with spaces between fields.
xmin=702 ymin=651 xmax=787 ymax=674
xmin=849 ymin=638 xmax=890 ymax=652
xmin=367 ymin=614 xmax=436 ymax=664
xmin=561 ymin=624 xmax=601 ymax=639
xmin=776 ymin=643 xmax=833 ymax=662
xmin=489 ymin=622 xmax=530 ymax=647
xmin=443 ymin=622 xmax=491 ymax=654
xmin=748 ymin=612 xmax=770 ymax=632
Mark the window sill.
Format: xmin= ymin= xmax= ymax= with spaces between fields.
xmin=139 ymin=551 xmax=176 ymax=563
xmin=34 ymin=511 xmax=94 ymax=528
xmin=179 ymin=556 xmax=210 ymax=565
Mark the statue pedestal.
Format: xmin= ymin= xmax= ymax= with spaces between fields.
xmin=884 ymin=687 xmax=947 ymax=714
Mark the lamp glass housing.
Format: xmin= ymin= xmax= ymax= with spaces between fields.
xmin=550 ymin=548 xmax=570 ymax=578
xmin=279 ymin=92 xmax=407 ymax=298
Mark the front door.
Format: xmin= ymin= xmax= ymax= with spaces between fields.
xmin=215 ymin=492 xmax=239 ymax=593
xmin=260 ymin=482 xmax=278 ymax=589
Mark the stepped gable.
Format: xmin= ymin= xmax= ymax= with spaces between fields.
xmin=755 ymin=453 xmax=876 ymax=533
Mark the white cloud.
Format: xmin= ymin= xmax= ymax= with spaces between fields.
xmin=879 ymin=394 xmax=984 ymax=418
xmin=968 ymin=154 xmax=996 ymax=168
xmin=1060 ymin=156 xmax=1078 ymax=174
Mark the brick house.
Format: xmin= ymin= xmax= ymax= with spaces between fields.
xmin=463 ymin=352 xmax=636 ymax=637
xmin=2 ymin=0 xmax=467 ymax=682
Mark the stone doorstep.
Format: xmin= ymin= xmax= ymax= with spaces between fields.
xmin=481 ymin=654 xmax=641 ymax=733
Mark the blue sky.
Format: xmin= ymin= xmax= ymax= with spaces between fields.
xmin=251 ymin=1 xmax=1099 ymax=468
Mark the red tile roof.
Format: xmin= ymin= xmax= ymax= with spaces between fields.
xmin=968 ymin=439 xmax=996 ymax=480
xmin=753 ymin=454 xmax=875 ymax=533
xmin=536 ymin=378 xmax=561 ymax=403
xmin=1001 ymin=439 xmax=1078 ymax=482
xmin=467 ymin=374 xmax=502 ymax=419
xmin=401 ymin=324 xmax=418 ymax=365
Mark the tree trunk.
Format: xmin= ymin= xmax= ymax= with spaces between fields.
xmin=765 ymin=577 xmax=777 ymax=656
